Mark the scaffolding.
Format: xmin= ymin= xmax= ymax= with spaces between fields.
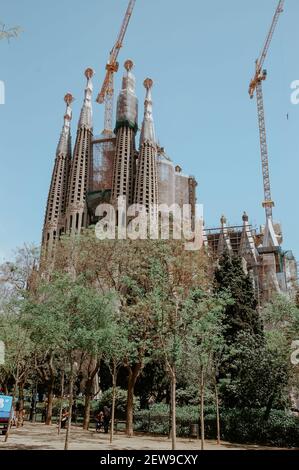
xmin=157 ymin=151 xmax=175 ymax=207
xmin=204 ymin=225 xmax=245 ymax=258
xmin=92 ymin=135 xmax=116 ymax=192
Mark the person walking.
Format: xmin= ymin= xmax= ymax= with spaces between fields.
xmin=95 ymin=410 xmax=104 ymax=432
xmin=60 ymin=408 xmax=69 ymax=429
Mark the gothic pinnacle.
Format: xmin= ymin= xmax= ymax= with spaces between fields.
xmin=140 ymin=78 xmax=155 ymax=145
xmin=124 ymin=59 xmax=134 ymax=72
xmin=78 ymin=68 xmax=94 ymax=129
xmin=56 ymin=93 xmax=73 ymax=155
xmin=116 ymin=60 xmax=138 ymax=128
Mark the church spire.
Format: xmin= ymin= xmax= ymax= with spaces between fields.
xmin=42 ymin=93 xmax=74 ymax=261
xmin=112 ymin=60 xmax=138 ymax=206
xmin=78 ymin=67 xmax=94 ymax=130
xmin=134 ymin=78 xmax=158 ymax=212
xmin=65 ymin=69 xmax=94 ymax=234
xmin=115 ymin=59 xmax=138 ymax=131
xmin=57 ymin=93 xmax=73 ymax=155
xmin=140 ymin=78 xmax=156 ymax=145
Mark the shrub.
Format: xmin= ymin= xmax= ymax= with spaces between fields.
xmin=134 ymin=405 xmax=299 ymax=447
xmin=218 ymin=408 xmax=299 ymax=448
xmin=96 ymin=387 xmax=140 ymax=420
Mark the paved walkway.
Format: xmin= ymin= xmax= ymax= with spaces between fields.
xmin=0 ymin=423 xmax=286 ymax=451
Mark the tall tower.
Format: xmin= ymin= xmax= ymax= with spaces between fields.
xmin=111 ymin=60 xmax=138 ymax=206
xmin=134 ymin=78 xmax=158 ymax=211
xmin=42 ymin=93 xmax=73 ymax=259
xmin=65 ymin=68 xmax=94 ymax=234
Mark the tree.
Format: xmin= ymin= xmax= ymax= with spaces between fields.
xmin=0 ymin=302 xmax=34 ymax=441
xmin=0 ymin=246 xmax=39 ymax=429
xmin=190 ymin=293 xmax=226 ymax=449
xmin=56 ymin=233 xmax=176 ymax=437
xmin=0 ymin=244 xmax=39 ymax=302
xmin=222 ymin=330 xmax=289 ymax=416
xmin=214 ymin=252 xmax=262 ymax=342
xmin=103 ymin=321 xmax=129 ymax=443
xmin=23 ymin=272 xmax=115 ymax=449
xmin=148 ymin=242 xmax=209 ymax=450
xmin=261 ymin=294 xmax=299 ymax=416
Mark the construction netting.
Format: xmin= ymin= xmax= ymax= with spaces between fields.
xmin=175 ymin=171 xmax=190 ymax=207
xmin=116 ymin=72 xmax=138 ymax=129
xmin=157 ymin=154 xmax=175 ymax=206
xmin=92 ymin=136 xmax=116 ymax=192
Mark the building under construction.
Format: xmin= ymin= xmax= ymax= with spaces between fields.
xmin=41 ymin=0 xmax=297 ymax=304
xmin=204 ymin=214 xmax=298 ymax=304
xmin=42 ymin=62 xmax=197 ymax=259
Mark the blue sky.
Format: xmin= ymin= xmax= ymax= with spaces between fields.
xmin=0 ymin=0 xmax=298 ymax=261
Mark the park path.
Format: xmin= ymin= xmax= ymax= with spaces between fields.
xmin=0 ymin=422 xmax=286 ymax=451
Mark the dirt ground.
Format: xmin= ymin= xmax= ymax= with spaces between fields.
xmin=0 ymin=422 xmax=286 ymax=451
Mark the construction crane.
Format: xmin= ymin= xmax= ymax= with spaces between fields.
xmin=0 ymin=23 xmax=21 ymax=41
xmin=96 ymin=0 xmax=136 ymax=135
xmin=248 ymin=0 xmax=285 ymax=221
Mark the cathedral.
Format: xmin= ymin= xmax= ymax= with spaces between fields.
xmin=42 ymin=61 xmax=197 ymax=260
xmin=41 ymin=61 xmax=297 ymax=305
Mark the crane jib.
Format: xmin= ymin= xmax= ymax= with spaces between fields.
xmin=257 ymin=0 xmax=285 ymax=71
xmin=249 ymin=0 xmax=285 ymax=221
xmin=97 ymin=0 xmax=137 ymax=133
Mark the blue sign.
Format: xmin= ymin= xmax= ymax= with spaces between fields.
xmin=0 ymin=395 xmax=13 ymax=419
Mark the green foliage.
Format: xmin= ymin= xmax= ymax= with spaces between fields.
xmin=221 ymin=331 xmax=289 ymax=410
xmin=218 ymin=408 xmax=299 ymax=448
xmin=176 ymin=385 xmax=215 ymax=407
xmin=0 ymin=305 xmax=34 ymax=386
xmin=214 ymin=252 xmax=262 ymax=342
xmin=97 ymin=387 xmax=140 ymax=419
xmin=135 ymin=360 xmax=170 ymax=406
xmin=0 ymin=244 xmax=39 ymax=296
xmin=221 ymin=294 xmax=299 ymax=412
xmin=23 ymin=273 xmax=115 ymax=358
xmin=134 ymin=405 xmax=299 ymax=447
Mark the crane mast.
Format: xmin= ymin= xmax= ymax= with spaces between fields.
xmin=248 ymin=0 xmax=284 ymax=221
xmin=96 ymin=0 xmax=136 ymax=135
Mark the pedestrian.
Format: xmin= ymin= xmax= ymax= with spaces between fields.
xmin=60 ymin=408 xmax=69 ymax=429
xmin=95 ymin=410 xmax=104 ymax=432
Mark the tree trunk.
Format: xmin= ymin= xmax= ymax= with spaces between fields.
xmin=126 ymin=376 xmax=135 ymax=437
xmin=17 ymin=381 xmax=25 ymax=427
xmin=110 ymin=363 xmax=117 ymax=444
xmin=215 ymin=381 xmax=220 ymax=445
xmin=45 ymin=353 xmax=56 ymax=425
xmin=18 ymin=382 xmax=24 ymax=409
xmin=58 ymin=369 xmax=65 ymax=435
xmin=200 ymin=367 xmax=205 ymax=450
xmin=126 ymin=364 xmax=141 ymax=437
xmin=83 ymin=378 xmax=93 ymax=430
xmin=64 ymin=361 xmax=75 ymax=451
xmin=83 ymin=357 xmax=100 ymax=430
xmin=45 ymin=379 xmax=54 ymax=425
xmin=4 ymin=371 xmax=18 ymax=442
xmin=29 ymin=385 xmax=37 ymax=423
xmin=168 ymin=395 xmax=172 ymax=439
xmin=170 ymin=368 xmax=177 ymax=451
